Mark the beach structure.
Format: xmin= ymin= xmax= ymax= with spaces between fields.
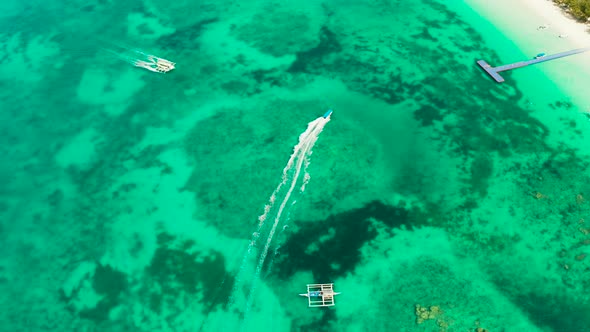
xmin=477 ymin=47 xmax=590 ymax=83
xmin=299 ymin=283 xmax=340 ymax=307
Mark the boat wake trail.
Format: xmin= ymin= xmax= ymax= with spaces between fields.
xmin=228 ymin=113 xmax=331 ymax=327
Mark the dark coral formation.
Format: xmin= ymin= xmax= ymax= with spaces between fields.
xmin=143 ymin=233 xmax=233 ymax=314
xmin=232 ymin=8 xmax=319 ymax=57
xmin=274 ymin=201 xmax=412 ymax=281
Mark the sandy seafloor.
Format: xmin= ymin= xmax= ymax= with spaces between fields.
xmin=1 ymin=0 xmax=590 ymax=331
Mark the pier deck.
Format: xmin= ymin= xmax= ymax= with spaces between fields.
xmin=477 ymin=48 xmax=590 ymax=83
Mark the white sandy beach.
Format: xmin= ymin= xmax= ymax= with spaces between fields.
xmin=466 ymin=0 xmax=590 ymax=111
xmin=467 ymin=0 xmax=590 ymax=50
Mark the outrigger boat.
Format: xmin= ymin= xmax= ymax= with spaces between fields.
xmin=299 ymin=283 xmax=340 ymax=307
xmin=133 ymin=54 xmax=176 ymax=73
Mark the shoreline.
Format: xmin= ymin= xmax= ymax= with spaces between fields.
xmin=466 ymin=0 xmax=590 ymax=111
xmin=467 ymin=0 xmax=590 ymax=48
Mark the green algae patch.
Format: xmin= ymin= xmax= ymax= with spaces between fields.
xmin=468 ymin=152 xmax=494 ymax=197
xmin=142 ymin=232 xmax=233 ymax=314
xmin=182 ymin=106 xmax=284 ymax=238
xmin=232 ymin=7 xmax=319 ymax=57
xmin=60 ymin=262 xmax=128 ymax=323
xmin=92 ymin=264 xmax=128 ymax=300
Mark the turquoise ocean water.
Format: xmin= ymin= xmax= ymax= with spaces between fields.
xmin=1 ymin=0 xmax=590 ymax=331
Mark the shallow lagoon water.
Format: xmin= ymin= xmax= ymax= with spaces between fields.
xmin=1 ymin=0 xmax=589 ymax=331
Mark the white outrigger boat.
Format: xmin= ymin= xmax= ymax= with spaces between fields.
xmin=133 ymin=54 xmax=175 ymax=73
xmin=299 ymin=283 xmax=340 ymax=307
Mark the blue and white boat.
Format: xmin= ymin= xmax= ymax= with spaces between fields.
xmin=534 ymin=52 xmax=546 ymax=59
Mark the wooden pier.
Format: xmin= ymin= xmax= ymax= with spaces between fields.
xmin=477 ymin=47 xmax=590 ymax=83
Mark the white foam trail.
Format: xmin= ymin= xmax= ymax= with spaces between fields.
xmin=225 ymin=115 xmax=330 ymax=328
xmin=102 ymin=48 xmax=166 ymax=69
xmin=241 ymin=117 xmax=329 ymax=324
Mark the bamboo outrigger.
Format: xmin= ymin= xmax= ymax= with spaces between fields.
xmin=299 ymin=283 xmax=340 ymax=307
